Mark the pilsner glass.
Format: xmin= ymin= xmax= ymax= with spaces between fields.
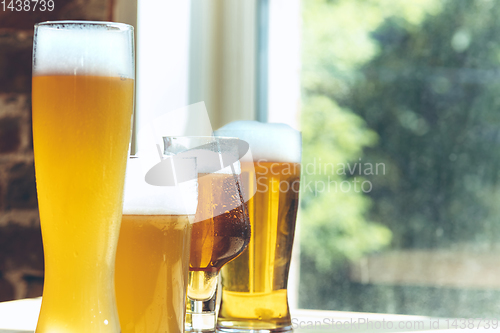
xmin=215 ymin=122 xmax=301 ymax=333
xmin=32 ymin=21 xmax=134 ymax=332
xmin=115 ymin=156 xmax=198 ymax=333
xmin=163 ymin=136 xmax=251 ymax=332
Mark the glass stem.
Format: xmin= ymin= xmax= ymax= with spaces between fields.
xmin=188 ymin=270 xmax=218 ymax=300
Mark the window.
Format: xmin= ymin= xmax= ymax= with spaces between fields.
xmin=299 ymin=0 xmax=500 ymax=318
xmin=135 ymin=0 xmax=500 ymax=318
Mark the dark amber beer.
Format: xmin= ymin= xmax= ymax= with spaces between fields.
xmin=163 ymin=136 xmax=251 ymax=332
xmin=188 ymin=171 xmax=251 ymax=300
xmin=216 ymin=122 xmax=301 ymax=332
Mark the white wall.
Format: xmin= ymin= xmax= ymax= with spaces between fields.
xmin=136 ymin=0 xmax=192 ymax=149
xmin=189 ymin=0 xmax=257 ymax=130
xmin=268 ymin=0 xmax=301 ymax=131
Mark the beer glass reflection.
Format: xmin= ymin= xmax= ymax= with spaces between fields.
xmin=32 ymin=21 xmax=135 ymax=332
xmin=215 ymin=122 xmax=301 ymax=333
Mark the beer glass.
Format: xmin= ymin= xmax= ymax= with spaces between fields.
xmin=115 ymin=156 xmax=198 ymax=333
xmin=32 ymin=21 xmax=134 ymax=332
xmin=215 ymin=122 xmax=301 ymax=332
xmin=163 ymin=136 xmax=251 ymax=332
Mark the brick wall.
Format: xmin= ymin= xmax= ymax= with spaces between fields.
xmin=0 ymin=0 xmax=113 ymax=302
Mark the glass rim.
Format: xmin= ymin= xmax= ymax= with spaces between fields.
xmin=34 ymin=20 xmax=134 ymax=31
xmin=163 ymin=135 xmax=239 ymax=140
xmin=216 ymin=129 xmax=302 ymax=134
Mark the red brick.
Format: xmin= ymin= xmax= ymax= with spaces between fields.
xmin=5 ymin=161 xmax=37 ymax=209
xmin=0 ymin=94 xmax=30 ymax=116
xmin=0 ymin=275 xmax=14 ymax=302
xmin=24 ymin=274 xmax=43 ymax=298
xmin=0 ymin=30 xmax=32 ymax=51
xmin=0 ymin=47 xmax=32 ymax=93
xmin=0 ymin=222 xmax=43 ymax=272
xmin=0 ymin=116 xmax=20 ymax=153
xmin=0 ymin=182 xmax=3 ymax=211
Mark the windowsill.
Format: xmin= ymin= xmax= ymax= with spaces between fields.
xmin=0 ymin=297 xmax=465 ymax=333
xmin=0 ymin=298 xmax=40 ymax=333
xmin=350 ymin=249 xmax=500 ymax=289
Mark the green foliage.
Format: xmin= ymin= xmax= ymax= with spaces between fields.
xmin=300 ymin=0 xmax=438 ymax=273
xmin=300 ymin=95 xmax=391 ymax=271
xmin=345 ymin=0 xmax=500 ymax=248
xmin=300 ymin=0 xmax=500 ymax=313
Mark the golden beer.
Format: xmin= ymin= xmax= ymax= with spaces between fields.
xmin=33 ymin=74 xmax=134 ymax=332
xmin=215 ymin=121 xmax=301 ymax=332
xmin=115 ymin=214 xmax=192 ymax=333
xmin=188 ymin=172 xmax=251 ymax=300
xmin=33 ymin=22 xmax=134 ymax=333
xmin=219 ymin=162 xmax=300 ymax=330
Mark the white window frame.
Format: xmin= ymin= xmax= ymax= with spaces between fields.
xmin=125 ymin=0 xmax=302 ymax=310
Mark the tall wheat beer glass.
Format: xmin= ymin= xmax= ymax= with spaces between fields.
xmin=32 ymin=21 xmax=134 ymax=332
xmin=215 ymin=122 xmax=301 ymax=332
xmin=115 ymin=156 xmax=198 ymax=333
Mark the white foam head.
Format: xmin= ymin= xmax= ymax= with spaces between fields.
xmin=123 ymin=157 xmax=198 ymax=216
xmin=215 ymin=121 xmax=301 ymax=163
xmin=33 ymin=21 xmax=134 ymax=78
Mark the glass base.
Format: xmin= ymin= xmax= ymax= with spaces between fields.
xmin=185 ymin=285 xmax=221 ymax=332
xmin=217 ymin=320 xmax=293 ymax=333
xmin=186 ymin=311 xmax=217 ymax=332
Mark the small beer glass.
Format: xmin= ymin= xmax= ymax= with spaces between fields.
xmin=115 ymin=155 xmax=198 ymax=333
xmin=163 ymin=136 xmax=251 ymax=332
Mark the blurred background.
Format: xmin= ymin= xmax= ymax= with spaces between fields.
xmin=3 ymin=0 xmax=500 ymax=319
xmin=299 ymin=0 xmax=500 ymax=317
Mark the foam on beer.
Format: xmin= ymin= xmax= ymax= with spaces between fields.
xmin=33 ymin=22 xmax=134 ymax=78
xmin=215 ymin=121 xmax=301 ymax=163
xmin=123 ymin=157 xmax=198 ymax=216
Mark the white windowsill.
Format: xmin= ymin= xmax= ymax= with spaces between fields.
xmin=0 ymin=297 xmax=477 ymax=333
